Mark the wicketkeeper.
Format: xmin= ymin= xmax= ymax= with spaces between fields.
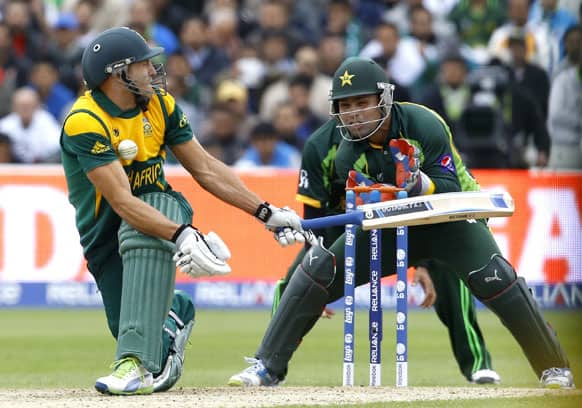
xmin=228 ymin=57 xmax=574 ymax=389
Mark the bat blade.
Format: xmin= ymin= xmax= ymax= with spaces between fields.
xmin=300 ymin=191 xmax=514 ymax=231
xmin=359 ymin=191 xmax=514 ymax=230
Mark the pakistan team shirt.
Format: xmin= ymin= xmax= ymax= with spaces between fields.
xmin=335 ymin=102 xmax=481 ymax=194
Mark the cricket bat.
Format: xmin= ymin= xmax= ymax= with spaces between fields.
xmin=301 ymin=191 xmax=514 ymax=231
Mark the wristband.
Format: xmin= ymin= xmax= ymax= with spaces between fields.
xmin=254 ymin=202 xmax=272 ymax=223
xmin=171 ymin=224 xmax=191 ymax=243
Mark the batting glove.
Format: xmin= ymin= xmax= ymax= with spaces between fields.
xmin=172 ymin=225 xmax=231 ymax=278
xmin=254 ymin=202 xmax=306 ymax=247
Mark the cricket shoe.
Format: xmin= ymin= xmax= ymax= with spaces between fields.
xmin=95 ymin=356 xmax=154 ymax=395
xmin=540 ymin=368 xmax=575 ymax=389
xmin=153 ymin=319 xmax=195 ymax=392
xmin=228 ymin=357 xmax=282 ymax=387
xmin=471 ymin=369 xmax=501 ymax=384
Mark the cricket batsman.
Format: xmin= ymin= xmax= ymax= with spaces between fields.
xmin=60 ymin=27 xmax=307 ymax=396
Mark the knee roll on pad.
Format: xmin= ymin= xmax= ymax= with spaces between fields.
xmin=467 ymin=255 xmax=516 ymax=300
xmin=468 ymin=255 xmax=569 ymax=376
xmin=299 ymin=244 xmax=336 ymax=288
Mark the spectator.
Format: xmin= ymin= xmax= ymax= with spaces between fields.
xmin=3 ymin=0 xmax=50 ymax=76
xmin=244 ymin=0 xmax=308 ymax=55
xmin=406 ymin=4 xmax=455 ymax=98
xmin=63 ymin=0 xmax=129 ymax=35
xmin=205 ymin=1 xmax=240 ymax=58
xmin=272 ymin=101 xmax=303 ymax=149
xmin=259 ymin=45 xmax=333 ymax=122
xmin=0 ymin=132 xmax=13 ymax=163
xmin=547 ymin=51 xmax=582 ymax=169
xmin=529 ymin=0 xmax=578 ymax=62
xmin=287 ymin=74 xmax=325 ymax=149
xmin=325 ymin=0 xmax=367 ymax=57
xmin=28 ymin=58 xmax=76 ymax=122
xmin=449 ymin=0 xmax=507 ymax=65
xmin=0 ymin=23 xmax=20 ymax=118
xmin=165 ymin=52 xmax=208 ymax=109
xmin=234 ymin=121 xmax=301 ymax=169
xmin=419 ymin=53 xmax=472 ymax=132
xmin=553 ymin=24 xmax=581 ymax=78
xmin=318 ymin=33 xmax=347 ymax=76
xmin=0 ymin=87 xmax=61 ymax=163
xmin=71 ymin=0 xmax=99 ymax=48
xmin=215 ymin=79 xmax=257 ymax=142
xmin=360 ymin=21 xmax=428 ymax=87
xmin=488 ymin=0 xmax=554 ymax=71
xmin=258 ymin=30 xmax=295 ymax=86
xmin=382 ymin=0 xmax=424 ymax=35
xmin=127 ymin=0 xmax=180 ymax=57
xmin=179 ymin=16 xmax=231 ymax=87
xmin=165 ymin=74 xmax=201 ymax=137
xmin=506 ymin=28 xmax=551 ymax=119
xmin=50 ymin=12 xmax=84 ymax=95
xmin=150 ymin=0 xmax=190 ymax=36
xmin=230 ymin=46 xmax=267 ymax=113
xmin=199 ymin=102 xmax=246 ymax=165
xmin=288 ymin=0 xmax=327 ymax=43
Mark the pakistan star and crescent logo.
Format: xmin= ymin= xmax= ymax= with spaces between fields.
xmin=339 ymin=70 xmax=355 ymax=87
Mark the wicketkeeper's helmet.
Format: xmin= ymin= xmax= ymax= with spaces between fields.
xmin=329 ymin=57 xmax=395 ymax=141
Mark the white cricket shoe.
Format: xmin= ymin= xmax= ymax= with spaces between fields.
xmin=95 ymin=356 xmax=154 ymax=395
xmin=540 ymin=368 xmax=575 ymax=389
xmin=228 ymin=357 xmax=282 ymax=387
xmin=471 ymin=369 xmax=501 ymax=384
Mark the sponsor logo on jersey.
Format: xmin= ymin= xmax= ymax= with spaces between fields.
xmin=438 ymin=154 xmax=456 ymax=174
xmin=298 ymin=169 xmax=309 ymax=189
xmin=90 ymin=141 xmax=110 ymax=154
xmin=113 ymin=128 xmax=120 ymax=137
xmin=143 ymin=117 xmax=153 ymax=137
xmin=179 ymin=113 xmax=189 ymax=128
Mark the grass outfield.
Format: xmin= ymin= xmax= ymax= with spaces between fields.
xmin=0 ymin=309 xmax=580 ymax=407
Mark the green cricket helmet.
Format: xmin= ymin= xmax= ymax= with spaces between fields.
xmin=329 ymin=57 xmax=395 ymax=141
xmin=81 ymin=27 xmax=166 ymax=96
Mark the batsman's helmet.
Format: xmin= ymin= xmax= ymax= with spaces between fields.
xmin=81 ymin=27 xmax=165 ymax=92
xmin=329 ymin=57 xmax=395 ymax=141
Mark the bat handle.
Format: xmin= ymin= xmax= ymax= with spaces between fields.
xmin=301 ymin=211 xmax=363 ymax=230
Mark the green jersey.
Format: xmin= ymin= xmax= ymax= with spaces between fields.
xmin=295 ymin=119 xmax=346 ymax=215
xmin=335 ymin=102 xmax=480 ymax=193
xmin=60 ymin=89 xmax=192 ymax=262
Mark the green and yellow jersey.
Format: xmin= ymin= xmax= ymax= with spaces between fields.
xmin=335 ymin=102 xmax=480 ymax=193
xmin=60 ymin=89 xmax=192 ymax=261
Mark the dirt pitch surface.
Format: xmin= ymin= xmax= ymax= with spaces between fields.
xmin=1 ymin=387 xmax=580 ymax=407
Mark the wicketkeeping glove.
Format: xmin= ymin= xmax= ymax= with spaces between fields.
xmin=254 ymin=202 xmax=307 ymax=247
xmin=347 ymin=170 xmax=397 ymax=204
xmin=172 ymin=225 xmax=231 ymax=278
xmin=388 ymin=139 xmax=433 ymax=196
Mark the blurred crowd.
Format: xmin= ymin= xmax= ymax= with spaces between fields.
xmin=0 ymin=0 xmax=580 ymax=169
